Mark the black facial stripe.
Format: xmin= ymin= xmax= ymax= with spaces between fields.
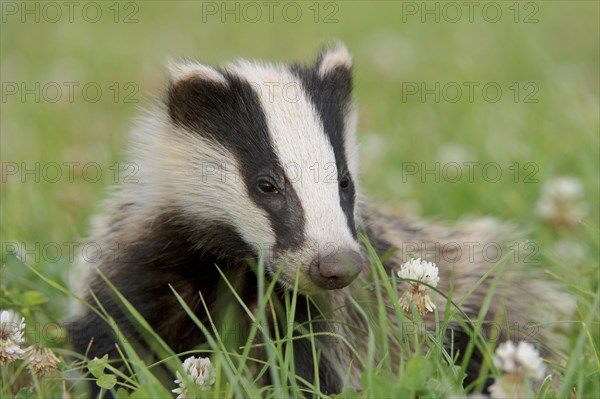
xmin=167 ymin=71 xmax=305 ymax=252
xmin=290 ymin=63 xmax=357 ymax=237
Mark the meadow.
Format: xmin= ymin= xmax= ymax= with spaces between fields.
xmin=1 ymin=1 xmax=598 ymax=398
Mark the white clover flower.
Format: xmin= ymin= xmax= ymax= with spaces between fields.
xmin=490 ymin=341 xmax=546 ymax=398
xmin=0 ymin=310 xmax=26 ymax=364
xmin=493 ymin=341 xmax=546 ymax=379
xmin=172 ymin=356 xmax=216 ymax=398
xmin=25 ymin=344 xmax=61 ymax=376
xmin=535 ymin=177 xmax=588 ymax=228
xmin=398 ymin=258 xmax=440 ymax=290
xmin=397 ymin=258 xmax=440 ymax=315
xmin=493 ymin=341 xmax=545 ymax=379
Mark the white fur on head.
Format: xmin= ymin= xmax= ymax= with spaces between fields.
xmin=318 ymin=43 xmax=353 ymax=77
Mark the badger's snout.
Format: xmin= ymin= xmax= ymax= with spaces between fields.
xmin=308 ymin=250 xmax=363 ymax=290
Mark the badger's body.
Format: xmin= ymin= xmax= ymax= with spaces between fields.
xmin=71 ymin=45 xmax=570 ymax=395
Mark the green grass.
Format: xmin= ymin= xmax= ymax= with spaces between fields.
xmin=1 ymin=1 xmax=598 ymax=398
xmin=4 ymin=236 xmax=598 ymax=398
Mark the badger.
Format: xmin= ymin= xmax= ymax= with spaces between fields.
xmin=70 ymin=44 xmax=571 ymax=396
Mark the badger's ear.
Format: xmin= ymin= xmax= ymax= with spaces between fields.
xmin=166 ymin=59 xmax=231 ymax=131
xmin=166 ymin=58 xmax=226 ymax=84
xmin=316 ymin=43 xmax=353 ymax=78
xmin=313 ymin=43 xmax=354 ymax=105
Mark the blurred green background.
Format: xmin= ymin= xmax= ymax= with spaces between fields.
xmin=1 ymin=1 xmax=598 ymax=308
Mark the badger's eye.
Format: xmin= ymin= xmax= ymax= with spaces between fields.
xmin=258 ymin=180 xmax=279 ymax=194
xmin=340 ymin=176 xmax=351 ymax=190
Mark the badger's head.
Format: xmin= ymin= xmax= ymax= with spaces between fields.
xmin=143 ymin=44 xmax=364 ymax=293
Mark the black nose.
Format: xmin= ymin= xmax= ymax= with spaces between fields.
xmin=308 ymin=250 xmax=363 ymax=290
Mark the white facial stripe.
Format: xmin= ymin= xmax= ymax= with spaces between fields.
xmin=133 ymin=112 xmax=276 ymax=249
xmin=228 ymin=62 xmax=359 ymax=254
xmin=343 ymin=103 xmax=361 ymax=223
